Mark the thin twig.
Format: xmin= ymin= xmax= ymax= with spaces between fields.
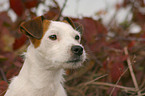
xmin=84 ymin=74 xmax=108 ymax=85
xmin=65 ymin=85 xmax=85 ymax=96
xmin=140 ymin=87 xmax=145 ymax=93
xmin=66 ymin=61 xmax=95 ymax=82
xmin=90 ymin=82 xmax=137 ymax=92
xmin=52 ymin=0 xmax=60 ymax=9
xmin=140 ymin=79 xmax=145 ymax=90
xmin=59 ymin=0 xmax=68 ymax=16
xmin=0 ymin=68 xmax=8 ymax=83
xmin=140 ymin=93 xmax=145 ymax=96
xmin=109 ymin=68 xmax=129 ymax=96
xmin=0 ymin=89 xmax=7 ymax=96
xmin=124 ymin=47 xmax=142 ymax=96
xmin=54 ymin=0 xmax=68 ymax=20
xmin=77 ymin=74 xmax=108 ymax=87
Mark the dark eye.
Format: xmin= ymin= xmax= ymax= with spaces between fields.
xmin=49 ymin=35 xmax=57 ymax=40
xmin=75 ymin=35 xmax=80 ymax=40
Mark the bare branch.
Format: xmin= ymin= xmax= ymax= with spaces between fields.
xmin=53 ymin=0 xmax=68 ymax=20
xmin=124 ymin=47 xmax=142 ymax=96
xmin=0 ymin=68 xmax=8 ymax=83
xmin=109 ymin=68 xmax=129 ymax=96
xmin=90 ymin=82 xmax=137 ymax=92
xmin=84 ymin=74 xmax=108 ymax=85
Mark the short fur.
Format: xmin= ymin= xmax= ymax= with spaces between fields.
xmin=5 ymin=17 xmax=86 ymax=96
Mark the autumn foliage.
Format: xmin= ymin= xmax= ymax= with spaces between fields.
xmin=0 ymin=0 xmax=145 ymax=96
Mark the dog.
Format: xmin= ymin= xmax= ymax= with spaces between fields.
xmin=5 ymin=16 xmax=86 ymax=96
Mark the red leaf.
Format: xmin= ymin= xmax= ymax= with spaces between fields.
xmin=9 ymin=0 xmax=25 ymax=16
xmin=122 ymin=0 xmax=130 ymax=7
xmin=73 ymin=18 xmax=107 ymax=53
xmin=6 ymin=68 xmax=19 ymax=80
xmin=14 ymin=56 xmax=23 ymax=67
xmin=107 ymin=84 xmax=121 ymax=96
xmin=13 ymin=34 xmax=27 ymax=50
xmin=109 ymin=41 xmax=122 ymax=49
xmin=128 ymin=41 xmax=136 ymax=48
xmin=0 ymin=12 xmax=12 ymax=24
xmin=0 ymin=81 xmax=8 ymax=95
xmin=44 ymin=7 xmax=60 ymax=20
xmin=110 ymin=62 xmax=124 ymax=82
xmin=0 ymin=52 xmax=15 ymax=68
xmin=133 ymin=8 xmax=145 ymax=25
xmin=115 ymin=3 xmax=122 ymax=10
xmin=24 ymin=0 xmax=39 ymax=9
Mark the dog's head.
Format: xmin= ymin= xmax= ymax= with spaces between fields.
xmin=20 ymin=16 xmax=86 ymax=69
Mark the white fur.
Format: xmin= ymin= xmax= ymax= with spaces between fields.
xmin=5 ymin=21 xmax=86 ymax=96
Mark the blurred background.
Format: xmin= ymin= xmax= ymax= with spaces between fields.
xmin=0 ymin=0 xmax=145 ymax=96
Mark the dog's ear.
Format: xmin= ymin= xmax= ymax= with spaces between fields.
xmin=63 ymin=17 xmax=83 ymax=34
xmin=74 ymin=22 xmax=83 ymax=34
xmin=63 ymin=17 xmax=75 ymax=29
xmin=20 ymin=16 xmax=44 ymax=40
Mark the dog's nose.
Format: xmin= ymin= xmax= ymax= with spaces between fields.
xmin=71 ymin=45 xmax=83 ymax=56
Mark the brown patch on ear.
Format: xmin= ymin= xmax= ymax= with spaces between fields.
xmin=20 ymin=16 xmax=50 ymax=48
xmin=20 ymin=16 xmax=44 ymax=39
xmin=30 ymin=20 xmax=51 ymax=48
xmin=30 ymin=37 xmax=41 ymax=48
xmin=43 ymin=20 xmax=51 ymax=34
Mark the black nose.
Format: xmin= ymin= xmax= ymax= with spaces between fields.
xmin=71 ymin=45 xmax=83 ymax=56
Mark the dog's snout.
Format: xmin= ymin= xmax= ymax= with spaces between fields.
xmin=71 ymin=45 xmax=83 ymax=56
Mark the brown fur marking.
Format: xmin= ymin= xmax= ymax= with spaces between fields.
xmin=31 ymin=20 xmax=50 ymax=48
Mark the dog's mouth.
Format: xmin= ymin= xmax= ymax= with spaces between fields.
xmin=66 ymin=59 xmax=81 ymax=63
xmin=63 ymin=55 xmax=86 ymax=69
xmin=66 ymin=56 xmax=83 ymax=63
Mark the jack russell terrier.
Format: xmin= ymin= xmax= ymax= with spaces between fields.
xmin=5 ymin=16 xmax=86 ymax=96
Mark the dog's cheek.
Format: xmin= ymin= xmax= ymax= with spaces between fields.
xmin=52 ymin=46 xmax=70 ymax=62
xmin=33 ymin=42 xmax=51 ymax=61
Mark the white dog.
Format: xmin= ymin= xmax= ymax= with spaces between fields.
xmin=5 ymin=16 xmax=86 ymax=96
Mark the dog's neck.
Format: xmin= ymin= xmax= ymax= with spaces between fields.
xmin=19 ymin=45 xmax=64 ymax=88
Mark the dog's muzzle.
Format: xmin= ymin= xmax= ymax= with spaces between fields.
xmin=67 ymin=45 xmax=83 ymax=63
xmin=71 ymin=45 xmax=83 ymax=56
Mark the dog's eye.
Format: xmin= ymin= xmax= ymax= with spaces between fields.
xmin=75 ymin=35 xmax=80 ymax=40
xmin=49 ymin=35 xmax=57 ymax=40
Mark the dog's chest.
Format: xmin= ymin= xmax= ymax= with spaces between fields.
xmin=24 ymin=82 xmax=62 ymax=96
xmin=33 ymin=86 xmax=57 ymax=96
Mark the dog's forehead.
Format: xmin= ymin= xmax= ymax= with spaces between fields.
xmin=32 ymin=20 xmax=79 ymax=48
xmin=47 ymin=21 xmax=78 ymax=34
xmin=42 ymin=20 xmax=81 ymax=38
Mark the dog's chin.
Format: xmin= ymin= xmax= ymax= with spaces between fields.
xmin=62 ymin=59 xmax=83 ymax=69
